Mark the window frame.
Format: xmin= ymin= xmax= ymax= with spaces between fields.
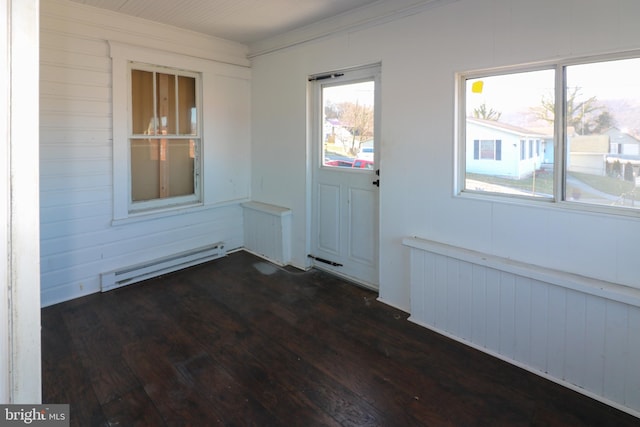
xmin=127 ymin=62 xmax=203 ymax=212
xmin=110 ymin=42 xmax=209 ymax=221
xmin=455 ymin=51 xmax=640 ymax=218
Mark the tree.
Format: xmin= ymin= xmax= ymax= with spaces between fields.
xmin=531 ymin=86 xmax=614 ymax=135
xmin=624 ymin=162 xmax=635 ymax=181
xmin=324 ymin=100 xmax=340 ymax=120
xmin=338 ymin=101 xmax=374 ymax=155
xmin=472 ymin=103 xmax=502 ymax=121
xmin=591 ymin=110 xmax=615 ymax=134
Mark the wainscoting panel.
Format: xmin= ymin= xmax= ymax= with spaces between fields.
xmin=403 ymin=237 xmax=640 ymax=418
xmin=242 ymin=201 xmax=292 ymax=266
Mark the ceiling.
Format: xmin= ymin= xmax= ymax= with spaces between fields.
xmin=70 ymin=0 xmax=383 ymax=46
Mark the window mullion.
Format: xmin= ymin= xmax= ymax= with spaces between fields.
xmin=174 ymin=75 xmax=180 ymax=135
xmin=554 ymin=64 xmax=565 ymax=203
xmin=152 ymin=72 xmax=158 ymax=135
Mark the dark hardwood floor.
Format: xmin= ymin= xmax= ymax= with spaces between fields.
xmin=42 ymin=251 xmax=638 ymax=426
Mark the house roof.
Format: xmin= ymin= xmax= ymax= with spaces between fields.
xmin=466 ymin=117 xmax=549 ymax=138
xmin=604 ymin=127 xmax=640 ymax=145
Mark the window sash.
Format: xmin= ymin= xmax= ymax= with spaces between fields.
xmin=458 ymin=52 xmax=640 ymax=215
xmin=128 ymin=63 xmax=202 ymax=212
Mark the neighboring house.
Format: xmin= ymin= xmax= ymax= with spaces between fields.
xmin=606 ymin=127 xmax=640 ymax=156
xmin=604 ymin=128 xmax=640 ymax=179
xmin=323 ymin=118 xmax=343 ymax=143
xmin=568 ymin=128 xmax=640 ymax=177
xmin=466 ymin=118 xmax=548 ymax=179
xmin=324 ymin=118 xmax=359 ymax=153
xmin=567 ymin=133 xmax=610 ymax=175
xmin=527 ymin=125 xmax=562 ymax=167
xmin=324 ymin=119 xmax=372 ymax=157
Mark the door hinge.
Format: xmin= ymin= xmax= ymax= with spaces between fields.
xmin=308 ymin=254 xmax=343 ymax=267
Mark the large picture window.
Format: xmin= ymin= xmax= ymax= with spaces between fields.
xmin=129 ymin=64 xmax=201 ymax=211
xmin=458 ymin=54 xmax=640 ymax=213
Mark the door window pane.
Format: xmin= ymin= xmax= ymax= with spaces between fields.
xmin=565 ymin=58 xmax=640 ymax=208
xmin=322 ymin=81 xmax=375 ymax=169
xmin=465 ymin=69 xmax=555 ymax=198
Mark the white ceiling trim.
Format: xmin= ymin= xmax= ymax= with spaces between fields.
xmin=247 ymin=0 xmax=460 ymax=58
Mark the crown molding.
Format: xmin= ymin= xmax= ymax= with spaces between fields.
xmin=247 ymin=0 xmax=459 ymax=58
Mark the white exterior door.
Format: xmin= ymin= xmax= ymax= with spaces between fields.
xmin=310 ymin=65 xmax=380 ymax=288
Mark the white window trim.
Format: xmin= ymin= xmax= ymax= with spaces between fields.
xmin=455 ymin=51 xmax=640 ymax=218
xmin=110 ymin=42 xmax=212 ymax=221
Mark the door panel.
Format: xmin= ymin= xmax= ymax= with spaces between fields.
xmin=318 ymin=183 xmax=341 ymax=254
xmin=349 ymin=187 xmax=376 ymax=265
xmin=310 ymin=65 xmax=380 ymax=288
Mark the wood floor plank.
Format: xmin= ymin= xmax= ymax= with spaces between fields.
xmin=61 ymin=301 xmax=140 ymax=405
xmin=41 ymin=251 xmax=640 ymax=426
xmin=145 ymin=275 xmax=355 ymax=426
xmin=41 ymin=305 xmax=109 ymax=427
xmin=101 ymin=386 xmax=167 ymax=427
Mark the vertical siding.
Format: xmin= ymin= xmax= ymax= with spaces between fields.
xmin=404 ymin=238 xmax=640 ymax=417
xmin=39 ymin=0 xmax=250 ymax=306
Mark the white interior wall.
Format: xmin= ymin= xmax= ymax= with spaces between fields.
xmin=251 ymin=0 xmax=640 ymax=312
xmin=39 ymin=0 xmax=251 ymax=307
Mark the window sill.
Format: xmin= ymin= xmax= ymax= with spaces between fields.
xmin=456 ymin=189 xmax=640 ymax=219
xmin=111 ymin=198 xmax=249 ymax=226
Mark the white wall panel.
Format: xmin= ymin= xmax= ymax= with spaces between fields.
xmin=40 ymin=0 xmax=250 ymax=307
xmin=470 ymin=264 xmax=487 ymax=347
xmin=603 ymin=301 xmax=629 ymax=404
xmin=404 ymin=237 xmax=640 ymax=417
xmin=627 ymin=307 xmax=640 ymax=409
xmin=528 ymin=275 xmax=549 ymax=374
xmin=242 ymin=201 xmax=292 ymax=266
xmin=513 ymin=277 xmax=532 ymax=365
xmin=546 ymin=285 xmax=567 ymax=379
xmin=583 ymin=296 xmax=606 ymax=395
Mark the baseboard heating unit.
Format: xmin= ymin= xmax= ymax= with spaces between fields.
xmin=101 ymin=242 xmax=225 ymax=292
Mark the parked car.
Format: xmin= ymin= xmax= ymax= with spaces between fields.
xmin=324 ymin=159 xmax=354 ymax=167
xmin=352 ymin=158 xmax=374 ymax=169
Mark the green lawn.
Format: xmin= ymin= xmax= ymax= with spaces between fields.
xmin=467 ymin=171 xmax=635 ymax=200
xmin=568 ymin=172 xmax=634 ymax=196
xmin=467 ymin=171 xmax=554 ymax=196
